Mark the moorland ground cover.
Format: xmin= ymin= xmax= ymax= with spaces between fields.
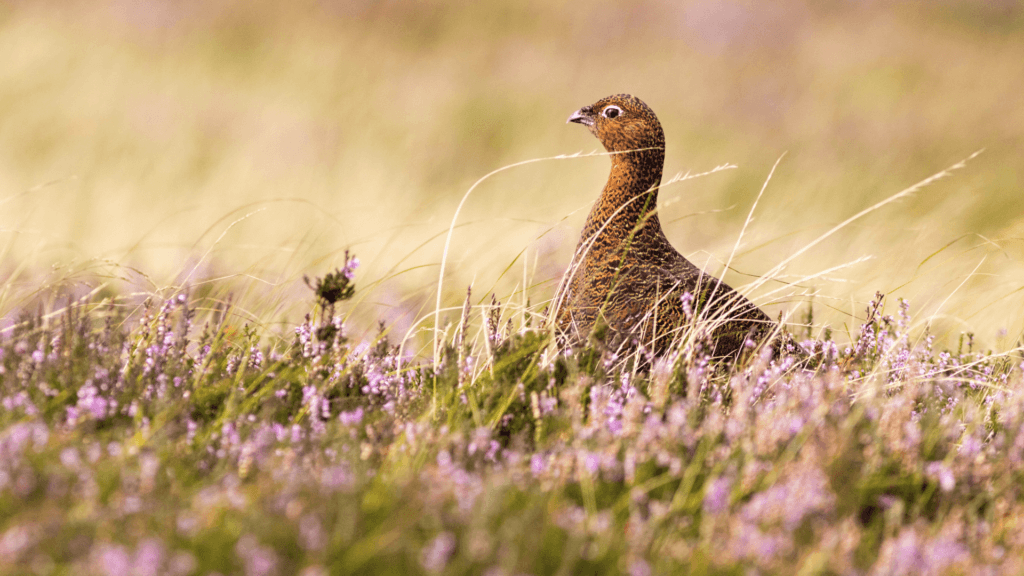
xmin=2 ymin=260 xmax=1023 ymax=574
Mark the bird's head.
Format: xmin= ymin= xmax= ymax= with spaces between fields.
xmin=567 ymin=94 xmax=665 ymax=155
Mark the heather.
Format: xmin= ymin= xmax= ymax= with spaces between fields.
xmin=2 ymin=256 xmax=1022 ymax=575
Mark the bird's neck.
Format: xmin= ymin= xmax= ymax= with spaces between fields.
xmin=581 ymin=149 xmax=665 ymax=243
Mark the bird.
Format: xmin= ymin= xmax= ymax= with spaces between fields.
xmin=553 ymin=94 xmax=783 ymax=359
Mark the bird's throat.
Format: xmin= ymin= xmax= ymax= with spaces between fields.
xmin=581 ymin=151 xmax=665 ymax=244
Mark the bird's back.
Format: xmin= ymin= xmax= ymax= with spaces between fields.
xmin=557 ymin=215 xmax=775 ymax=358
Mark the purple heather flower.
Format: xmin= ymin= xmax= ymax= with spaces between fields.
xmin=680 ymin=291 xmax=694 ymax=318
xmin=168 ymin=552 xmax=197 ymax=576
xmin=925 ymin=462 xmax=955 ymax=493
xmin=485 ymin=440 xmax=500 ymax=462
xmin=0 ymin=525 xmax=34 ymax=565
xmin=437 ymin=450 xmax=453 ymax=469
xmin=77 ymin=384 xmax=111 ymax=420
xmin=133 ymin=538 xmax=166 ymax=576
xmin=320 ymin=465 xmax=352 ymax=492
xmin=467 ymin=427 xmax=490 ymax=456
xmin=225 ymin=354 xmax=240 ymax=376
xmin=235 ymin=535 xmax=279 ymax=576
xmin=343 ymin=256 xmax=360 ymax=280
xmin=96 ymin=543 xmax=131 ymax=576
xmin=530 ymin=454 xmax=546 ymax=476
xmin=959 ymin=433 xmax=982 ymax=459
xmin=338 ymin=407 xmax=364 ymax=426
xmin=629 ymin=560 xmax=652 ymax=576
xmin=740 ymin=466 xmax=834 ymax=532
xmin=538 ymin=394 xmax=558 ymax=415
xmin=247 ymin=347 xmax=264 ymax=371
xmin=65 ymin=405 xmax=80 ymax=426
xmin=420 ymin=532 xmax=456 ymax=573
xmin=870 ymin=526 xmax=965 ymax=576
xmin=59 ymin=447 xmax=80 ymax=470
xmin=3 ymin=392 xmax=38 ymax=416
xmin=299 ymin=515 xmax=327 ymax=551
xmin=703 ymin=476 xmax=731 ymax=515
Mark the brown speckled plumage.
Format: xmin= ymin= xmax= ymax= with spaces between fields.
xmin=555 ymin=94 xmax=778 ymax=358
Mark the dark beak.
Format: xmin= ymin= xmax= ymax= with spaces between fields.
xmin=567 ymin=106 xmax=595 ymax=127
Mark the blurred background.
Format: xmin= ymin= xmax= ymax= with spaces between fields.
xmin=1 ymin=0 xmax=1022 ymax=351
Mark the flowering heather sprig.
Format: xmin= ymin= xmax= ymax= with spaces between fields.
xmin=485 ymin=293 xmax=503 ymax=359
xmin=680 ymin=291 xmax=694 ymax=319
xmin=304 ymin=250 xmax=359 ymax=307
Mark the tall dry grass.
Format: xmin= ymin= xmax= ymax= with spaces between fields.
xmin=1 ymin=0 xmax=1022 ymax=349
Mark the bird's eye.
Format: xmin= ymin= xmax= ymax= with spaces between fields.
xmin=602 ymin=105 xmax=622 ymax=119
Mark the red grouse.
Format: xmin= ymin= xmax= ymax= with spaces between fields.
xmin=555 ymin=94 xmax=780 ymax=358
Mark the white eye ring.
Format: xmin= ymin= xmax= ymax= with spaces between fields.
xmin=602 ymin=105 xmax=623 ymax=119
